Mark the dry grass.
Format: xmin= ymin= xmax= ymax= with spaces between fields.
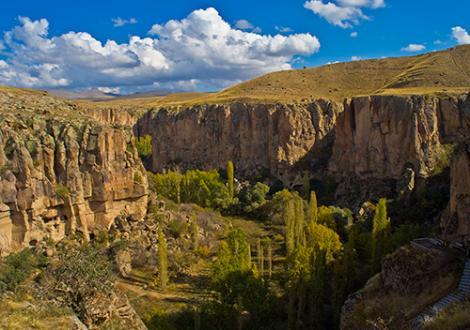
xmin=0 ymin=298 xmax=74 ymax=330
xmin=72 ymin=45 xmax=470 ymax=108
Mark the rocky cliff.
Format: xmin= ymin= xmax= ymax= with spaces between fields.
xmin=137 ymin=100 xmax=342 ymax=185
xmin=0 ymin=88 xmax=148 ymax=256
xmin=137 ymin=92 xmax=470 ymax=236
xmin=329 ymin=94 xmax=470 ymax=179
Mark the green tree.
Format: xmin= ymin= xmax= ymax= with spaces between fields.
xmin=238 ymin=182 xmax=270 ymax=213
xmin=371 ymin=198 xmax=392 ymax=272
xmin=256 ymin=238 xmax=264 ymax=277
xmin=309 ymin=191 xmax=318 ymax=223
xmin=136 ymin=135 xmax=152 ymax=159
xmin=212 ymin=229 xmax=252 ymax=284
xmin=227 ymin=160 xmax=234 ymax=201
xmin=158 ymin=227 xmax=169 ymax=289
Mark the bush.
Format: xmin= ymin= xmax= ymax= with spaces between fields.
xmin=238 ymin=182 xmax=270 ymax=213
xmin=0 ymin=249 xmax=45 ymax=294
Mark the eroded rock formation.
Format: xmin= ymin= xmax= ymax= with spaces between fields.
xmin=330 ymin=94 xmax=470 ymax=179
xmin=0 ymin=89 xmax=148 ymax=255
xmin=442 ymin=145 xmax=470 ymax=239
xmin=137 ymin=100 xmax=342 ymax=184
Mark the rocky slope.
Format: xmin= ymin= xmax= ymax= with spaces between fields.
xmin=0 ymin=87 xmax=148 ymax=256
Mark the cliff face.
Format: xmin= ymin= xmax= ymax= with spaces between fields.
xmin=442 ymin=145 xmax=470 ymax=239
xmin=329 ymin=94 xmax=470 ymax=180
xmin=0 ymin=89 xmax=148 ymax=256
xmin=137 ymin=101 xmax=342 ymax=184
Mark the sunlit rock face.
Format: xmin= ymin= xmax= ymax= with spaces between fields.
xmin=0 ymin=89 xmax=148 ymax=255
xmin=137 ymin=100 xmax=342 ymax=185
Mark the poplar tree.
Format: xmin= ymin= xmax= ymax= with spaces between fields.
xmin=371 ymin=198 xmax=391 ymax=272
xmin=309 ymin=191 xmax=318 ymax=223
xmin=158 ymin=227 xmax=168 ymax=289
xmin=264 ymin=238 xmax=273 ymax=279
xmin=227 ymin=160 xmax=234 ymax=201
xmin=256 ymin=238 xmax=264 ymax=277
xmin=285 ymin=199 xmax=296 ymax=256
xmin=190 ymin=214 xmax=199 ymax=250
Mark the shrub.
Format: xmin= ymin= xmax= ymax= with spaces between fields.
xmin=0 ymin=249 xmax=45 ymax=294
xmin=238 ymin=182 xmax=270 ymax=213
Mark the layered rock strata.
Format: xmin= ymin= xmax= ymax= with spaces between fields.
xmin=0 ymin=89 xmax=148 ymax=255
xmin=137 ymin=101 xmax=342 ymax=184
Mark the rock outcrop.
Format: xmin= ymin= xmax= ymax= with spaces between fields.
xmin=442 ymin=145 xmax=470 ymax=239
xmin=329 ymin=94 xmax=470 ymax=180
xmin=0 ymin=88 xmax=148 ymax=256
xmin=137 ymin=100 xmax=342 ymax=184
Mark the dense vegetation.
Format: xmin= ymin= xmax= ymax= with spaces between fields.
xmin=144 ymin=163 xmax=429 ymax=329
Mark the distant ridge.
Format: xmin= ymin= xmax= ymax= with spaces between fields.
xmin=4 ymin=45 xmax=470 ymax=107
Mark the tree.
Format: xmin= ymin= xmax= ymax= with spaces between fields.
xmin=135 ymin=135 xmax=152 ymax=159
xmin=284 ymin=199 xmax=297 ymax=256
xmin=263 ymin=238 xmax=273 ymax=279
xmin=257 ymin=238 xmax=264 ymax=277
xmin=212 ymin=229 xmax=252 ymax=284
xmin=309 ymin=191 xmax=318 ymax=223
xmin=227 ymin=161 xmax=234 ymax=201
xmin=371 ymin=198 xmax=392 ymax=272
xmin=190 ymin=215 xmax=199 ymax=250
xmin=158 ymin=227 xmax=169 ymax=289
xmin=238 ymin=182 xmax=270 ymax=213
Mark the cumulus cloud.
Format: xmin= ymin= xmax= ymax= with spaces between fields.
xmin=0 ymin=8 xmax=320 ymax=92
xmin=350 ymin=31 xmax=358 ymax=37
xmin=401 ymin=43 xmax=426 ymax=52
xmin=452 ymin=26 xmax=470 ymax=45
xmin=304 ymin=0 xmax=384 ymax=28
xmin=112 ymin=17 xmax=137 ymax=27
xmin=350 ymin=55 xmax=362 ymax=61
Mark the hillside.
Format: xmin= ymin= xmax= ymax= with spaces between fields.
xmin=75 ymin=44 xmax=470 ymax=108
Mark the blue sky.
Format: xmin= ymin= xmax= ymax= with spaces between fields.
xmin=0 ymin=0 xmax=469 ymax=93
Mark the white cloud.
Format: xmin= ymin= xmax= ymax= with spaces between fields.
xmin=401 ymin=43 xmax=426 ymax=52
xmin=350 ymin=55 xmax=362 ymax=61
xmin=0 ymin=9 xmax=320 ymax=92
xmin=97 ymin=86 xmax=120 ymax=94
xmin=275 ymin=26 xmax=294 ymax=33
xmin=337 ymin=0 xmax=384 ymax=8
xmin=452 ymin=26 xmax=470 ymax=45
xmin=112 ymin=17 xmax=137 ymax=27
xmin=304 ymin=0 xmax=385 ymax=28
xmin=235 ymin=19 xmax=262 ymax=33
xmin=304 ymin=1 xmax=367 ymax=28
xmin=350 ymin=31 xmax=358 ymax=37
xmin=235 ymin=19 xmax=254 ymax=30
